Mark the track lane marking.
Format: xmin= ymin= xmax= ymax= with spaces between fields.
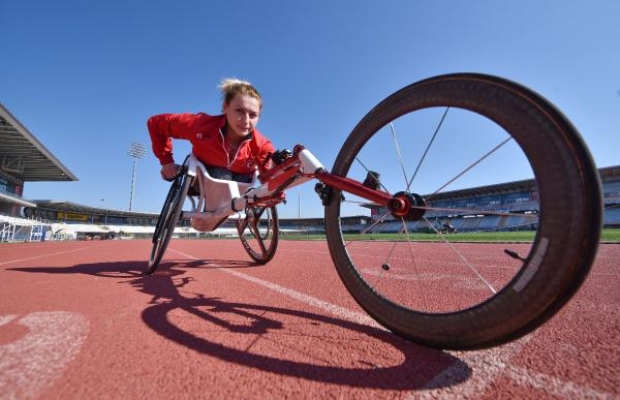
xmin=0 ymin=243 xmax=111 ymax=266
xmin=171 ymin=248 xmax=382 ymax=329
xmin=0 ymin=311 xmax=90 ymax=400
xmin=504 ymin=364 xmax=612 ymax=399
xmin=416 ymin=338 xmax=612 ymax=399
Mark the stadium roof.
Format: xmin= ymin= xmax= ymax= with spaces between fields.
xmin=0 ymin=191 xmax=36 ymax=207
xmin=0 ymin=103 xmax=77 ymax=182
xmin=600 ymin=164 xmax=620 ymax=180
xmin=425 ymin=178 xmax=536 ymax=202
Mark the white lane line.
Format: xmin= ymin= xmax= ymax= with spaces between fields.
xmin=415 ymin=331 xmax=613 ymax=399
xmin=416 ymin=338 xmax=531 ymax=399
xmin=0 ymin=311 xmax=90 ymax=400
xmin=170 ymin=248 xmax=382 ymax=329
xmin=0 ymin=244 xmax=111 ymax=267
xmin=504 ymin=364 xmax=612 ymax=399
xmin=0 ymin=315 xmax=18 ymax=326
xmin=222 ymin=268 xmax=382 ymax=329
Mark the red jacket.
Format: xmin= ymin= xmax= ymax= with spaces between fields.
xmin=147 ymin=113 xmax=275 ymax=175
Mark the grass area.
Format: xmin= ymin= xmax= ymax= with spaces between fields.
xmin=601 ymin=228 xmax=620 ymax=242
xmin=281 ymin=229 xmax=620 ymax=242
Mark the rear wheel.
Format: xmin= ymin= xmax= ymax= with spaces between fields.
xmin=237 ymin=205 xmax=279 ymax=264
xmin=147 ymin=171 xmax=192 ymax=274
xmin=324 ymin=73 xmax=602 ymax=350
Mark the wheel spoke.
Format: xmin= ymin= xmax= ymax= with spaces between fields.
xmin=359 ymin=211 xmax=392 ymax=235
xmin=422 ymin=217 xmax=498 ymax=294
xmin=407 ymin=107 xmax=449 ymax=191
xmin=389 ymin=122 xmax=411 ymax=188
xmin=353 ymin=157 xmax=390 ymax=193
xmin=426 ymin=136 xmax=514 ymax=201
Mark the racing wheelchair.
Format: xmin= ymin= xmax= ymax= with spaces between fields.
xmin=148 ymin=73 xmax=602 ymax=350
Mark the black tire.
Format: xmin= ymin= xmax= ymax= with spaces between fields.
xmin=236 ymin=205 xmax=279 ymax=264
xmin=324 ymin=73 xmax=602 ymax=350
xmin=147 ymin=171 xmax=192 ymax=274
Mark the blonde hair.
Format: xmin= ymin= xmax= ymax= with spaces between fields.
xmin=218 ymin=78 xmax=263 ymax=109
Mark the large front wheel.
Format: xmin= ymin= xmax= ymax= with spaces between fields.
xmin=325 ymin=73 xmax=602 ymax=350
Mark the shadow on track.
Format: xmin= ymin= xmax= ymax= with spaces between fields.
xmin=9 ymin=260 xmax=471 ymax=390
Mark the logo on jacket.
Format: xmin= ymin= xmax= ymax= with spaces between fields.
xmin=245 ymin=159 xmax=257 ymax=172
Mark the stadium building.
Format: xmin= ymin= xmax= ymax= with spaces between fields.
xmin=1 ymin=104 xmax=78 ymax=241
xmin=1 ymin=103 xmax=619 ymax=242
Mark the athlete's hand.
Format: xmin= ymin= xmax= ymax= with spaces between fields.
xmin=161 ymin=162 xmax=180 ymax=181
xmin=272 ymin=149 xmax=293 ymax=165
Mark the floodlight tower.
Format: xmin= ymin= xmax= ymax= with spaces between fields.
xmin=127 ymin=141 xmax=147 ymax=211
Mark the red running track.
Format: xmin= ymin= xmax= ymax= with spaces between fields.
xmin=0 ymin=239 xmax=618 ymax=399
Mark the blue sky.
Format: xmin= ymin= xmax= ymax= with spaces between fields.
xmin=2 ymin=0 xmax=619 ymax=218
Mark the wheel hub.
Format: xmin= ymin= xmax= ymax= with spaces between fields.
xmin=388 ymin=191 xmax=427 ymax=221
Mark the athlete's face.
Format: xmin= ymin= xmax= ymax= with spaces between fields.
xmin=223 ymin=94 xmax=261 ymax=142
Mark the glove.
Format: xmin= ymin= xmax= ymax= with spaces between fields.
xmin=272 ymin=149 xmax=293 ymax=165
